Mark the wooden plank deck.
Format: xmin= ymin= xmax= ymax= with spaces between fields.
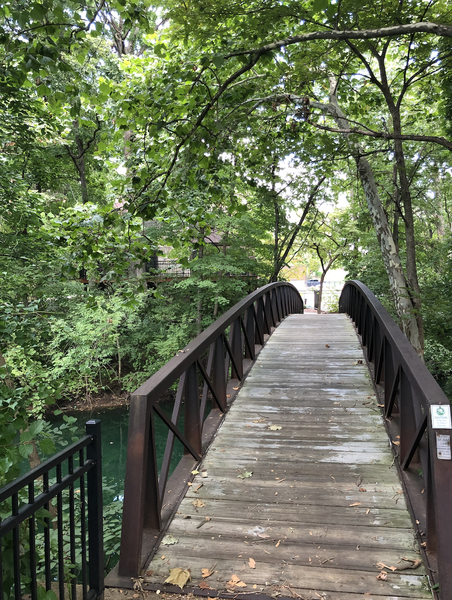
xmin=144 ymin=314 xmax=432 ymax=600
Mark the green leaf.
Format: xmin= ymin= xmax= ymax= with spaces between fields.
xmin=19 ymin=444 xmax=33 ymax=459
xmin=212 ymin=55 xmax=224 ymax=69
xmin=312 ymin=0 xmax=329 ymax=13
xmin=39 ymin=438 xmax=56 ymax=455
xmin=237 ymin=470 xmax=253 ymax=479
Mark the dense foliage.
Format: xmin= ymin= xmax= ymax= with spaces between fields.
xmin=4 ymin=0 xmax=452 ymax=586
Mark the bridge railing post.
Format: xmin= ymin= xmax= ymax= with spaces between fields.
xmin=244 ymin=306 xmax=255 ymax=360
xmin=118 ymin=396 xmax=161 ymax=578
xmin=263 ymin=292 xmax=272 ymax=333
xmin=212 ymin=335 xmax=227 ymax=411
xmin=184 ymin=362 xmax=202 ymax=455
xmin=229 ymin=316 xmax=244 ymax=380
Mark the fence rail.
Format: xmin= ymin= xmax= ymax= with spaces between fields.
xmin=110 ymin=282 xmax=303 ymax=583
xmin=0 ymin=421 xmax=104 ymax=600
xmin=340 ymin=281 xmax=452 ymax=600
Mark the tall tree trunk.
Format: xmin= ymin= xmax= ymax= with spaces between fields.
xmin=310 ymin=85 xmax=423 ymax=356
xmin=387 ymin=105 xmax=424 ymax=349
xmin=196 ymin=228 xmax=205 ymax=335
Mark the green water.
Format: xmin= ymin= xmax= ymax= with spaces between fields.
xmin=46 ymin=403 xmax=183 ymax=505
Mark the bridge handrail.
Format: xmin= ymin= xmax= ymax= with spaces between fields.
xmin=340 ymin=280 xmax=452 ymax=599
xmin=115 ymin=282 xmax=303 ymax=581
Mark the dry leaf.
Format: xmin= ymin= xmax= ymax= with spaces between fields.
xmin=366 ymin=509 xmax=370 ymax=515
xmin=248 ymin=558 xmax=256 ymax=569
xmin=393 ymin=441 xmax=400 ymax=446
xmin=227 ymin=574 xmax=247 ymax=588
xmin=253 ymin=418 xmax=266 ymax=423
xmin=349 ymin=503 xmax=361 ymax=507
xmin=192 ymin=499 xmax=206 ymax=508
xmin=165 ymin=568 xmax=191 ymax=589
xmin=233 ymin=387 xmax=239 ymax=390
xmin=376 ymin=562 xmax=396 ymax=572
xmin=376 ymin=571 xmax=387 ymax=581
xmin=399 ymin=558 xmax=422 ymax=570
xmin=201 ymin=568 xmax=213 ymax=578
xmin=191 ymin=470 xmax=199 ymax=475
xmin=201 ymin=470 xmax=208 ymax=478
xmin=275 ymin=540 xmax=281 ymax=548
xmin=325 ymin=344 xmax=330 ymax=348
xmin=258 ymin=533 xmax=270 ymax=538
xmin=194 ymin=484 xmax=203 ymax=492
xmin=199 ymin=581 xmax=211 ymax=590
xmin=238 ymin=471 xmax=253 ymax=479
xmin=359 ymin=488 xmax=367 ymax=492
xmin=268 ymin=425 xmax=282 ymax=431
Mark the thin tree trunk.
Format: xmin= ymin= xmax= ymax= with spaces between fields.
xmin=310 ymin=85 xmax=423 ymax=356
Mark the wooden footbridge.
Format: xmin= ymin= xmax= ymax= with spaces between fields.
xmin=105 ymin=282 xmax=452 ymax=600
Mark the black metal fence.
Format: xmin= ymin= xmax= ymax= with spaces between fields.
xmin=340 ymin=281 xmax=452 ymax=600
xmin=109 ymin=282 xmax=303 ymax=584
xmin=0 ymin=420 xmax=104 ymax=600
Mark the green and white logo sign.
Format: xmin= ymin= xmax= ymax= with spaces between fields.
xmin=431 ymin=405 xmax=452 ymax=429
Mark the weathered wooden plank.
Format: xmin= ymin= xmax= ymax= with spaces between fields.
xmin=177 ymin=497 xmax=412 ymax=526
xmin=147 ymin=556 xmax=429 ymax=598
xmin=144 ymin=314 xmax=431 ymax=599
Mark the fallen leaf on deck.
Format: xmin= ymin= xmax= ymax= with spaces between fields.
xmin=275 ymin=540 xmax=281 ymax=548
xmin=376 ymin=571 xmax=387 ymax=581
xmin=398 ymin=558 xmax=422 ymax=570
xmin=227 ymin=574 xmax=247 ymax=588
xmin=201 ymin=566 xmax=215 ymax=578
xmin=253 ymin=418 xmax=266 ymax=423
xmin=192 ymin=499 xmax=206 ymax=508
xmin=258 ymin=533 xmax=270 ymax=538
xmin=393 ymin=441 xmax=400 ymax=446
xmin=233 ymin=387 xmax=239 ymax=390
xmin=161 ymin=534 xmax=179 ymax=546
xmin=194 ymin=484 xmax=203 ymax=493
xmin=191 ymin=470 xmax=199 ymax=475
xmin=238 ymin=471 xmax=253 ymax=479
xmin=349 ymin=503 xmax=361 ymax=507
xmin=165 ymin=568 xmax=191 ymax=589
xmin=325 ymin=344 xmax=330 ymax=348
xmin=268 ymin=425 xmax=282 ymax=431
xmin=376 ymin=562 xmax=396 ymax=572
xmin=201 ymin=470 xmax=208 ymax=478
xmin=198 ymin=581 xmax=211 ymax=590
xmin=359 ymin=488 xmax=367 ymax=492
xmin=248 ymin=558 xmax=256 ymax=569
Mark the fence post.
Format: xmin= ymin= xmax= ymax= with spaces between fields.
xmin=85 ymin=420 xmax=104 ymax=599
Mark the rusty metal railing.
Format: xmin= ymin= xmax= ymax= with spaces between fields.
xmin=112 ymin=282 xmax=303 ymax=582
xmin=340 ymin=281 xmax=452 ymax=599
